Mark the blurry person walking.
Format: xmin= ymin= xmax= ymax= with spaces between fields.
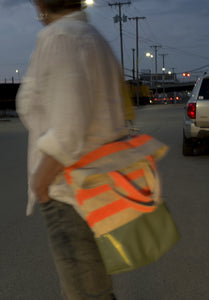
xmin=17 ymin=0 xmax=128 ymax=299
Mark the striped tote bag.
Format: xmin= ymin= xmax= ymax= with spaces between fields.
xmin=64 ymin=134 xmax=180 ymax=274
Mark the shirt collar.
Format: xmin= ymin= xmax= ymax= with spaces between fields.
xmin=38 ymin=10 xmax=88 ymax=39
xmin=62 ymin=10 xmax=88 ymax=23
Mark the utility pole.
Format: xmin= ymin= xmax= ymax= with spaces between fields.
xmin=172 ymin=67 xmax=176 ymax=81
xmin=109 ymin=1 xmax=131 ymax=72
xmin=132 ymin=48 xmax=135 ymax=80
xmin=159 ymin=53 xmax=168 ymax=101
xmin=128 ymin=17 xmax=146 ymax=80
xmin=150 ymin=45 xmax=162 ymax=94
xmin=129 ymin=16 xmax=146 ymax=106
xmin=170 ymin=67 xmax=177 ymax=103
xmin=159 ymin=53 xmax=168 ymax=71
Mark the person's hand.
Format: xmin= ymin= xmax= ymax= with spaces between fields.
xmin=31 ymin=154 xmax=63 ymax=204
xmin=32 ymin=172 xmax=50 ymax=203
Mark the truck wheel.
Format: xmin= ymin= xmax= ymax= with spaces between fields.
xmin=183 ymin=132 xmax=194 ymax=156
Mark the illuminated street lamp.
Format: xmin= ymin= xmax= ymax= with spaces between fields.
xmin=85 ymin=0 xmax=94 ymax=4
xmin=146 ymin=52 xmax=153 ymax=58
xmin=161 ymin=68 xmax=166 ymax=101
xmin=146 ymin=52 xmax=154 ymax=87
xmin=16 ymin=69 xmax=20 ymax=82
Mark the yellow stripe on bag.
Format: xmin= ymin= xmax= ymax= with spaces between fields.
xmin=104 ymin=233 xmax=132 ymax=266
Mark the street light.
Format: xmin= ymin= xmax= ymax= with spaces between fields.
xmin=16 ymin=69 xmax=20 ymax=82
xmin=161 ymin=68 xmax=166 ymax=101
xmin=145 ymin=52 xmax=154 ymax=87
xmin=85 ymin=0 xmax=94 ymax=4
xmin=146 ymin=52 xmax=153 ymax=58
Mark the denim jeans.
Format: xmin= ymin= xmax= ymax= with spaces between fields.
xmin=40 ymin=199 xmax=116 ymax=300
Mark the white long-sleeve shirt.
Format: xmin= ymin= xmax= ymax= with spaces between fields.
xmin=17 ymin=11 xmax=128 ymax=216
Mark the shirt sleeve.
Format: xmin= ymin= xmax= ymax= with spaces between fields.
xmin=37 ymin=33 xmax=94 ymax=167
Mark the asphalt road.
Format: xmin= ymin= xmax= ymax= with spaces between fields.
xmin=1 ymin=104 xmax=209 ymax=300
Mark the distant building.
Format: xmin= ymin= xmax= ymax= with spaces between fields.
xmin=0 ymin=83 xmax=20 ymax=111
xmin=140 ymin=71 xmax=177 ymax=84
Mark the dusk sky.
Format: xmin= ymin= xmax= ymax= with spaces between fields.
xmin=1 ymin=0 xmax=209 ymax=82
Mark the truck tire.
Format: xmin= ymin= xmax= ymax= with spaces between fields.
xmin=183 ymin=132 xmax=194 ymax=156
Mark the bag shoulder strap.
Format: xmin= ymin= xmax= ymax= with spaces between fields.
xmin=64 ymin=134 xmax=153 ymax=184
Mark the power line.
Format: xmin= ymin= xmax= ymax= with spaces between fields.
xmin=108 ymin=35 xmax=120 ymax=43
xmin=188 ymin=64 xmax=209 ymax=73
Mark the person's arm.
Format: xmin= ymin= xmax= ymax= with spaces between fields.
xmin=31 ymin=34 xmax=93 ymax=202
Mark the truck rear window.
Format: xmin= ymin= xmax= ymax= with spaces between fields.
xmin=198 ymin=77 xmax=209 ymax=100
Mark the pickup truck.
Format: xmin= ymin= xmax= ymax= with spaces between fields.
xmin=183 ymin=73 xmax=209 ymax=155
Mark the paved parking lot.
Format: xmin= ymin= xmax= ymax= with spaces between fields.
xmin=1 ymin=105 xmax=209 ymax=299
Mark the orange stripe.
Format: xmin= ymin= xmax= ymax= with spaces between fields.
xmin=86 ymin=198 xmax=156 ymax=227
xmin=140 ymin=186 xmax=151 ymax=196
xmin=64 ymin=170 xmax=73 ymax=184
xmin=86 ymin=199 xmax=128 ymax=227
xmin=146 ymin=155 xmax=156 ymax=169
xmin=124 ymin=168 xmax=144 ymax=181
xmin=76 ymin=184 xmax=111 ymax=205
xmin=76 ymin=183 xmax=151 ymax=205
xmin=64 ymin=135 xmax=153 ymax=175
xmin=128 ymin=135 xmax=152 ymax=148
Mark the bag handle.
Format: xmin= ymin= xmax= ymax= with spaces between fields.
xmin=108 ymin=171 xmax=154 ymax=204
xmin=107 ymin=171 xmax=157 ymax=213
xmin=108 ymin=155 xmax=160 ymax=207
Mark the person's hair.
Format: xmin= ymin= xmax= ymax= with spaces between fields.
xmin=36 ymin=0 xmax=82 ymax=12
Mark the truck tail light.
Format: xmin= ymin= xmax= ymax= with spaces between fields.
xmin=187 ymin=103 xmax=196 ymax=119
